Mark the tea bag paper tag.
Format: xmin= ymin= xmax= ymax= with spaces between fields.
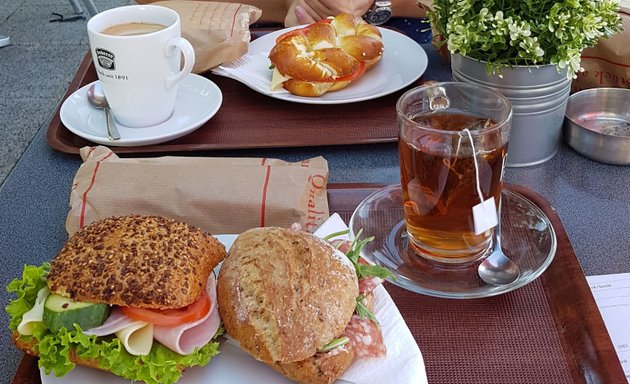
xmin=473 ymin=197 xmax=498 ymax=234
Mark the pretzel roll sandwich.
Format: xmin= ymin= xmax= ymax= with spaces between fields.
xmin=7 ymin=215 xmax=227 ymax=384
xmin=217 ymin=227 xmax=391 ymax=384
xmin=269 ymin=13 xmax=384 ymax=97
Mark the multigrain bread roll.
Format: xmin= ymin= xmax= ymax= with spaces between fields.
xmin=48 ymin=215 xmax=226 ymax=309
xmin=217 ymin=227 xmax=359 ymax=383
xmin=272 ymin=346 xmax=355 ymax=384
xmin=269 ymin=13 xmax=384 ymax=97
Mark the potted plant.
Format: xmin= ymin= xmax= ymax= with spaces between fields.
xmin=427 ymin=0 xmax=622 ymax=166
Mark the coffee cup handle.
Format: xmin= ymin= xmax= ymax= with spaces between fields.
xmin=164 ymin=37 xmax=195 ymax=91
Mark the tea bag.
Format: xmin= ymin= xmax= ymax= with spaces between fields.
xmin=427 ymin=84 xmax=499 ymax=234
xmin=461 ymin=128 xmax=499 ymax=234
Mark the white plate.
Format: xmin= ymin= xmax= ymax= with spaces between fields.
xmin=59 ymin=74 xmax=222 ymax=147
xmin=221 ymin=27 xmax=427 ymax=105
xmin=40 ymin=233 xmax=427 ymax=384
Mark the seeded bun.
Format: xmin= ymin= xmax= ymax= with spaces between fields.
xmin=47 ymin=215 xmax=227 ymax=309
xmin=217 ymin=227 xmax=359 ymax=365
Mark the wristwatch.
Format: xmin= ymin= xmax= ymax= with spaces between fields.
xmin=363 ymin=1 xmax=392 ymax=26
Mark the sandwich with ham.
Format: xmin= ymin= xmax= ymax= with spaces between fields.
xmin=6 ymin=215 xmax=227 ymax=384
xmin=217 ymin=226 xmax=391 ymax=384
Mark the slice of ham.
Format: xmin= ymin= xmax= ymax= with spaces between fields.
xmin=153 ymin=273 xmax=221 ymax=355
xmin=85 ymin=273 xmax=220 ymax=356
xmin=85 ymin=308 xmax=147 ymax=336
xmin=343 ymin=314 xmax=386 ymax=360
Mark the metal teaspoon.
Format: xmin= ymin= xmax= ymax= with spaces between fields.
xmin=87 ymin=82 xmax=121 ymax=141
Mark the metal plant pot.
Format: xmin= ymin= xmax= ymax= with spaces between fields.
xmin=451 ymin=54 xmax=571 ymax=167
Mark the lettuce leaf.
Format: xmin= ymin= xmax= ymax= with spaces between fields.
xmin=6 ymin=263 xmax=49 ymax=330
xmin=6 ymin=264 xmax=221 ymax=384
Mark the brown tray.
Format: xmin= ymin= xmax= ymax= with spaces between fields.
xmin=12 ymin=183 xmax=625 ymax=383
xmin=47 ymin=37 xmax=419 ymax=155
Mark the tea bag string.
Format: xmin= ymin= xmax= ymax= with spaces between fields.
xmin=462 ymin=128 xmax=485 ymax=204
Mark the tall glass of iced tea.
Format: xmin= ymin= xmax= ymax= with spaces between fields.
xmin=397 ymin=82 xmax=512 ymax=264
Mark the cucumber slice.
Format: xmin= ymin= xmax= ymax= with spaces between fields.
xmin=43 ymin=293 xmax=110 ymax=333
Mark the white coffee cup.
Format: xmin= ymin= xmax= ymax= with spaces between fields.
xmin=87 ymin=5 xmax=195 ymax=128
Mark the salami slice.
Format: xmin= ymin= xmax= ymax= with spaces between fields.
xmin=359 ymin=276 xmax=384 ymax=295
xmin=343 ymin=314 xmax=386 ymax=359
xmin=329 ymin=238 xmax=352 ymax=254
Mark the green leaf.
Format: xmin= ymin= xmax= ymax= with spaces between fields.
xmin=355 ymin=295 xmax=378 ymax=324
xmin=318 ymin=336 xmax=350 ymax=353
xmin=6 ymin=263 xmax=49 ymax=330
xmin=356 ymin=264 xmax=395 ymax=280
xmin=344 ymin=230 xmax=394 ymax=281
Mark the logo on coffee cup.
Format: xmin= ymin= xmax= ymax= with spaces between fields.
xmin=95 ymin=48 xmax=115 ymax=70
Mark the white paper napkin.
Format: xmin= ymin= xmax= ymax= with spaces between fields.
xmin=212 ymin=52 xmax=289 ymax=95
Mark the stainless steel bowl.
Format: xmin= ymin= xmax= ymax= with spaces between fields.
xmin=563 ymin=88 xmax=630 ymax=165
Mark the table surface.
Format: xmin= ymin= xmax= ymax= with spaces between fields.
xmin=1 ymin=42 xmax=629 ymax=383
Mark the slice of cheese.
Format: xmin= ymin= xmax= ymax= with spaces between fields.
xmin=116 ymin=321 xmax=153 ymax=356
xmin=270 ymin=68 xmax=291 ymax=91
xmin=17 ymin=286 xmax=49 ymax=335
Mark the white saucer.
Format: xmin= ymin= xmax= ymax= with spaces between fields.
xmin=60 ymin=74 xmax=222 ymax=147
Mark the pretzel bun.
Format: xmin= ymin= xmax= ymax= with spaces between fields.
xmin=331 ymin=13 xmax=383 ymax=70
xmin=269 ymin=14 xmax=384 ymax=97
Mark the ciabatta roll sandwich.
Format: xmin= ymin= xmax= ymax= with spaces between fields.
xmin=269 ymin=13 xmax=384 ymax=97
xmin=7 ymin=215 xmax=227 ymax=384
xmin=217 ymin=227 xmax=391 ymax=384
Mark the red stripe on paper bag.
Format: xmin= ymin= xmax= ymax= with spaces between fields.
xmin=260 ymin=165 xmax=271 ymax=227
xmin=581 ymin=55 xmax=630 ymax=68
xmin=79 ymin=151 xmax=114 ymax=228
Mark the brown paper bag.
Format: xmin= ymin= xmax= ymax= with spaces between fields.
xmin=572 ymin=2 xmax=630 ymax=91
xmin=135 ymin=1 xmax=262 ymax=74
xmin=66 ymin=146 xmax=329 ymax=236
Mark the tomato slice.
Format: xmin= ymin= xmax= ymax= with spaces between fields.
xmin=121 ymin=291 xmax=211 ymax=327
xmin=321 ymin=61 xmax=366 ymax=83
xmin=276 ymin=28 xmax=306 ymax=43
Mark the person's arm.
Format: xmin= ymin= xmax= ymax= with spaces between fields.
xmin=391 ymin=0 xmax=426 ymax=18
xmin=287 ymin=0 xmax=426 ymax=26
xmin=210 ymin=0 xmax=292 ymax=24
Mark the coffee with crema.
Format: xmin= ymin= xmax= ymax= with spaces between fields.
xmin=101 ymin=22 xmax=166 ymax=36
